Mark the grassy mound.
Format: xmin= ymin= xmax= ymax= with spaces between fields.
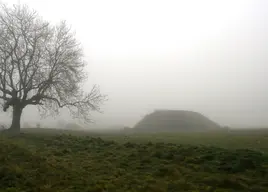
xmin=0 ymin=133 xmax=268 ymax=192
xmin=134 ymin=110 xmax=221 ymax=132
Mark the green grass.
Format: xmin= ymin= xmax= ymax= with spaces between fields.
xmin=0 ymin=128 xmax=268 ymax=191
xmin=23 ymin=128 xmax=268 ymax=153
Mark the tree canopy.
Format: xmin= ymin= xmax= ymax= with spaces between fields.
xmin=0 ymin=3 xmax=106 ymax=132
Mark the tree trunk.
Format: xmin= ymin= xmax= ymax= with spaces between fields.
xmin=9 ymin=105 xmax=23 ymax=133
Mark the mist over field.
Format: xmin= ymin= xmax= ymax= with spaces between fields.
xmin=1 ymin=2 xmax=268 ymax=191
xmin=1 ymin=0 xmax=268 ymax=129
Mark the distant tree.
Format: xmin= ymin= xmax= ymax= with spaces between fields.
xmin=0 ymin=124 xmax=6 ymax=130
xmin=36 ymin=123 xmax=41 ymax=129
xmin=0 ymin=4 xmax=106 ymax=133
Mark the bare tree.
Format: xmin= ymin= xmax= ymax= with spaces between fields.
xmin=0 ymin=4 xmax=106 ymax=133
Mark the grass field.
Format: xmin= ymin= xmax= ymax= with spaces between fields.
xmin=23 ymin=128 xmax=268 ymax=153
xmin=0 ymin=128 xmax=268 ymax=191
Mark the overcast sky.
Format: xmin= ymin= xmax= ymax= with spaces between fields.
xmin=1 ymin=0 xmax=268 ymax=128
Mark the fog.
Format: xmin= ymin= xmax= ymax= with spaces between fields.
xmin=1 ymin=0 xmax=268 ymax=128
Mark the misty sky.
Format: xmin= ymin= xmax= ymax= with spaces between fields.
xmin=1 ymin=0 xmax=268 ymax=128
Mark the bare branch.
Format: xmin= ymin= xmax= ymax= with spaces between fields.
xmin=0 ymin=3 xmax=106 ymax=123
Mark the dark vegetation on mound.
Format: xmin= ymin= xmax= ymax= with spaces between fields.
xmin=0 ymin=133 xmax=268 ymax=192
xmin=134 ymin=110 xmax=221 ymax=132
